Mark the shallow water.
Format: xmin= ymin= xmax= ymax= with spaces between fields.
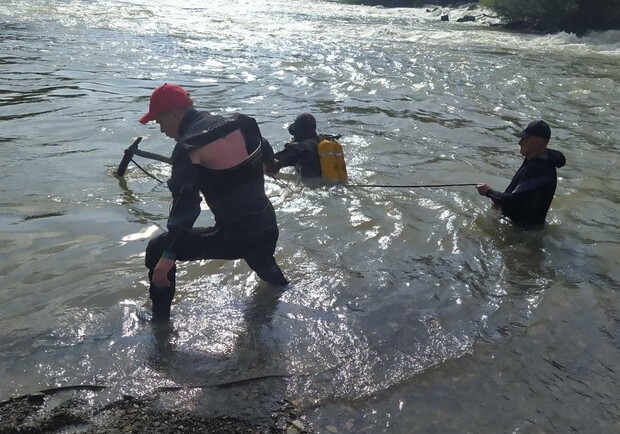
xmin=1 ymin=0 xmax=619 ymax=432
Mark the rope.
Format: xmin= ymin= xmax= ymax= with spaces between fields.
xmin=155 ymin=373 xmax=298 ymax=392
xmin=131 ymin=159 xmax=164 ymax=184
xmin=346 ymin=183 xmax=478 ymax=188
xmin=269 ymin=175 xmax=295 ymax=193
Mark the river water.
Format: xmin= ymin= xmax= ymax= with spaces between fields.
xmin=1 ymin=0 xmax=619 ymax=432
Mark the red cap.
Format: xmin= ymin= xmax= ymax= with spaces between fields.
xmin=139 ymin=83 xmax=193 ymax=124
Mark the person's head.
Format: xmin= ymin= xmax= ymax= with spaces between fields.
xmin=139 ymin=83 xmax=193 ymax=141
xmin=288 ymin=113 xmax=318 ymax=141
xmin=513 ymin=120 xmax=551 ymax=158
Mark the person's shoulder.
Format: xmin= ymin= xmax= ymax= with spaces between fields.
xmin=232 ymin=113 xmax=261 ymax=131
xmin=232 ymin=113 xmax=258 ymax=123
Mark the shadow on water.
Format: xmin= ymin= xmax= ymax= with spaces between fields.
xmin=145 ymin=284 xmax=289 ymax=423
xmin=477 ymin=221 xmax=557 ymax=343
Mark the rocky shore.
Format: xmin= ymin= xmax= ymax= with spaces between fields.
xmin=0 ymin=388 xmax=312 ymax=434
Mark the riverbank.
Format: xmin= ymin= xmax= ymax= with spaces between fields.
xmin=342 ymin=0 xmax=620 ymax=35
xmin=0 ymin=389 xmax=311 ymax=433
xmin=422 ymin=3 xmax=502 ymax=27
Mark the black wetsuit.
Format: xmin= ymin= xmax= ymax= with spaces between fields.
xmin=272 ymin=137 xmax=322 ymax=178
xmin=145 ymin=108 xmax=287 ymax=320
xmin=485 ymin=148 xmax=566 ymax=226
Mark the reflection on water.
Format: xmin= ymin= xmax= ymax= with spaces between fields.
xmin=477 ymin=224 xmax=557 ymax=342
xmin=143 ymin=284 xmax=289 ymax=422
xmin=147 ymin=284 xmax=287 ymax=378
xmin=1 ymin=0 xmax=620 ymax=432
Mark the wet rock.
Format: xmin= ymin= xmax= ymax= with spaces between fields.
xmin=27 ymin=392 xmax=46 ymax=404
xmin=292 ymin=419 xmax=305 ymax=431
xmin=441 ymin=15 xmax=449 ymax=22
xmin=326 ymin=425 xmax=340 ymax=433
xmin=457 ymin=15 xmax=476 ymax=23
xmin=0 ymin=392 xmax=314 ymax=434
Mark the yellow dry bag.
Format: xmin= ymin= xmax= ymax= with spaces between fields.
xmin=317 ymin=136 xmax=347 ymax=183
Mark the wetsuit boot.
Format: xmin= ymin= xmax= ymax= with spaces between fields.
xmin=149 ymin=271 xmax=176 ymax=323
xmin=146 ymin=236 xmax=177 ymax=322
xmin=245 ymin=254 xmax=289 ymax=286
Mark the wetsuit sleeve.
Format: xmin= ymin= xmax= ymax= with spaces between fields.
xmin=271 ymin=142 xmax=303 ymax=170
xmin=485 ymin=189 xmax=509 ymax=205
xmin=261 ymin=137 xmax=275 ymax=165
xmin=486 ymin=163 xmax=555 ymax=225
xmin=162 ymin=149 xmax=201 ymax=259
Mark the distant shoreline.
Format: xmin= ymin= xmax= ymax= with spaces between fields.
xmin=339 ymin=0 xmax=620 ymax=36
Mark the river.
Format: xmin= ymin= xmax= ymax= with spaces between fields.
xmin=1 ymin=0 xmax=619 ymax=432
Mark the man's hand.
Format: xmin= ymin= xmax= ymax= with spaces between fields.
xmin=476 ymin=183 xmax=491 ymax=196
xmin=153 ymin=257 xmax=175 ymax=288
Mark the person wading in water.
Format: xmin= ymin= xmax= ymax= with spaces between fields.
xmin=476 ymin=119 xmax=566 ymax=226
xmin=139 ymin=83 xmax=288 ymax=322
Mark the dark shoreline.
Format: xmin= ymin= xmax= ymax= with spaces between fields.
xmin=343 ymin=0 xmax=620 ymax=36
xmin=0 ymin=389 xmax=312 ymax=433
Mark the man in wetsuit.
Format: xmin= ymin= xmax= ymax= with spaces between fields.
xmin=139 ymin=83 xmax=288 ymax=322
xmin=265 ymin=113 xmax=322 ymax=178
xmin=476 ymin=120 xmax=566 ymax=226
